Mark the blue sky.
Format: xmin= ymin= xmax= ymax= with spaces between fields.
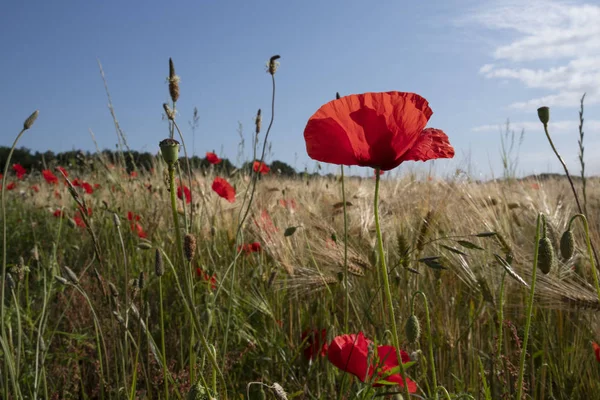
xmin=1 ymin=0 xmax=599 ymax=178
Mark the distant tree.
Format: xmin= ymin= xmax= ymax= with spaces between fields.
xmin=270 ymin=160 xmax=296 ymax=177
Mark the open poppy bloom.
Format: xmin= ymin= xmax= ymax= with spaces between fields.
xmin=206 ymin=152 xmax=222 ymax=165
xmin=56 ymin=166 xmax=68 ymax=178
xmin=6 ymin=182 xmax=16 ymax=191
xmin=327 ymin=332 xmax=416 ymax=391
xmin=12 ymin=164 xmax=26 ymax=180
xmin=81 ymin=182 xmax=94 ymax=194
xmin=304 ymin=92 xmax=454 ymax=171
xmin=237 ymin=242 xmax=262 ymax=254
xmin=593 ymin=342 xmax=600 ymax=363
xmin=177 ymin=185 xmax=192 ymax=204
xmin=253 ymin=161 xmax=270 ymax=174
xmin=42 ymin=170 xmax=59 ymax=184
xmin=302 ymin=329 xmax=328 ymax=361
xmin=212 ymin=177 xmax=235 ymax=203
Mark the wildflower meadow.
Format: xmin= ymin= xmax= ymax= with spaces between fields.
xmin=2 ymin=55 xmax=600 ymax=400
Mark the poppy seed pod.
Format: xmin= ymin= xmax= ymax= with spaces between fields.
xmin=184 ymin=234 xmax=197 ymax=262
xmin=537 ymin=107 xmax=550 ymax=125
xmin=159 ymin=138 xmax=180 ymax=165
xmin=560 ymin=230 xmax=575 ymax=260
xmin=405 ymin=314 xmax=421 ymax=343
xmin=537 ymin=237 xmax=554 ymax=275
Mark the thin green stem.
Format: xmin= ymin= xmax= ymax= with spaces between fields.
xmin=516 ymin=213 xmax=543 ymax=400
xmin=411 ymin=291 xmax=437 ymax=398
xmin=341 ymin=165 xmax=349 ymax=333
xmin=568 ymin=214 xmax=600 ymax=303
xmin=373 ymin=168 xmax=410 ymax=399
xmin=159 ymin=278 xmax=169 ymax=400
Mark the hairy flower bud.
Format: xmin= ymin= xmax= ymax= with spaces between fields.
xmin=560 ymin=230 xmax=575 ymax=260
xmin=538 ymin=237 xmax=554 ymax=275
xmin=405 ymin=314 xmax=421 ymax=343
xmin=24 ymin=110 xmax=39 ymax=130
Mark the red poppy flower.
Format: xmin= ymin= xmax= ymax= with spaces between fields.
xmin=94 ymin=183 xmax=101 ymax=189
xmin=212 ymin=177 xmax=235 ymax=203
xmin=56 ymin=166 xmax=68 ymax=178
xmin=0 ymin=173 xmax=3 ymax=180
xmin=53 ymin=209 xmax=64 ymax=218
xmin=177 ymin=185 xmax=192 ymax=204
xmin=30 ymin=185 xmax=40 ymax=193
xmin=131 ymin=222 xmax=147 ymax=238
xmin=81 ymin=182 xmax=93 ymax=194
xmin=196 ymin=268 xmax=217 ymax=290
xmin=12 ymin=164 xmax=26 ymax=180
xmin=72 ymin=178 xmax=81 ymax=187
xmin=327 ymin=332 xmax=416 ymax=391
xmin=304 ymin=92 xmax=454 ymax=171
xmin=302 ymin=329 xmax=328 ymax=360
xmin=73 ymin=213 xmax=86 ymax=228
xmin=593 ymin=342 xmax=600 ymax=363
xmin=6 ymin=182 xmax=16 ymax=191
xmin=206 ymin=152 xmax=222 ymax=165
xmin=253 ymin=161 xmax=270 ymax=174
xmin=42 ymin=170 xmax=58 ymax=185
xmin=237 ymin=242 xmax=262 ymax=254
xmin=127 ymin=211 xmax=141 ymax=222
xmin=130 ymin=171 xmax=138 ymax=178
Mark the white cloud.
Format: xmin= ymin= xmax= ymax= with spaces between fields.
xmin=465 ymin=1 xmax=600 ymax=109
xmin=472 ymin=119 xmax=600 ymax=134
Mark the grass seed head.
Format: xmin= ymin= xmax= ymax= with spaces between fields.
xmin=63 ymin=266 xmax=79 ymax=284
xmin=155 ymin=249 xmax=164 ymax=277
xmin=560 ymin=230 xmax=575 ymax=260
xmin=23 ymin=110 xmax=39 ymax=130
xmin=538 ymin=237 xmax=554 ymax=275
xmin=168 ymin=58 xmax=180 ymax=102
xmin=184 ymin=234 xmax=197 ymax=262
xmin=108 ymin=282 xmax=119 ymax=298
xmin=268 ymin=55 xmax=281 ymax=75
xmin=405 ymin=314 xmax=421 ymax=343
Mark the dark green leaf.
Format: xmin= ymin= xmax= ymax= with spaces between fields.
xmin=456 ymin=240 xmax=484 ymax=250
xmin=440 ymin=244 xmax=467 ymax=256
xmin=284 ymin=226 xmax=298 ymax=237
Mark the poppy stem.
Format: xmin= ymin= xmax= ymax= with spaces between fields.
xmin=341 ymin=165 xmax=349 ymax=333
xmin=516 ymin=213 xmax=543 ymax=400
xmin=568 ymin=214 xmax=600 ymax=303
xmin=373 ymin=168 xmax=411 ymax=399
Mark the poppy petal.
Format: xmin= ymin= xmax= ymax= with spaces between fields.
xmin=593 ymin=342 xmax=600 ymax=363
xmin=397 ymin=128 xmax=454 ymax=164
xmin=304 ymin=92 xmax=434 ymax=171
xmin=327 ymin=332 xmax=372 ymax=382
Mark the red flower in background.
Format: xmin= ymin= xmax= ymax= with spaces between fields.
xmin=81 ymin=182 xmax=94 ymax=194
xmin=304 ymin=92 xmax=454 ymax=171
xmin=0 ymin=173 xmax=3 ymax=180
xmin=196 ymin=268 xmax=217 ymax=290
xmin=253 ymin=161 xmax=270 ymax=174
xmin=127 ymin=212 xmax=146 ymax=238
xmin=127 ymin=211 xmax=141 ymax=222
xmin=42 ymin=170 xmax=58 ymax=184
xmin=302 ymin=329 xmax=328 ymax=361
xmin=56 ymin=166 xmax=68 ymax=178
xmin=212 ymin=177 xmax=235 ymax=203
xmin=12 ymin=164 xmax=26 ymax=180
xmin=177 ymin=185 xmax=192 ymax=204
xmin=30 ymin=185 xmax=40 ymax=193
xmin=53 ymin=209 xmax=64 ymax=218
xmin=237 ymin=242 xmax=262 ymax=254
xmin=130 ymin=171 xmax=138 ymax=178
xmin=72 ymin=179 xmax=81 ymax=187
xmin=206 ymin=152 xmax=222 ymax=165
xmin=327 ymin=332 xmax=416 ymax=391
xmin=73 ymin=212 xmax=86 ymax=228
xmin=593 ymin=342 xmax=600 ymax=363
xmin=6 ymin=182 xmax=16 ymax=191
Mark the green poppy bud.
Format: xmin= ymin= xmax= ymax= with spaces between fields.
xmin=538 ymin=237 xmax=554 ymax=275
xmin=405 ymin=314 xmax=421 ymax=343
xmin=560 ymin=230 xmax=575 ymax=260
